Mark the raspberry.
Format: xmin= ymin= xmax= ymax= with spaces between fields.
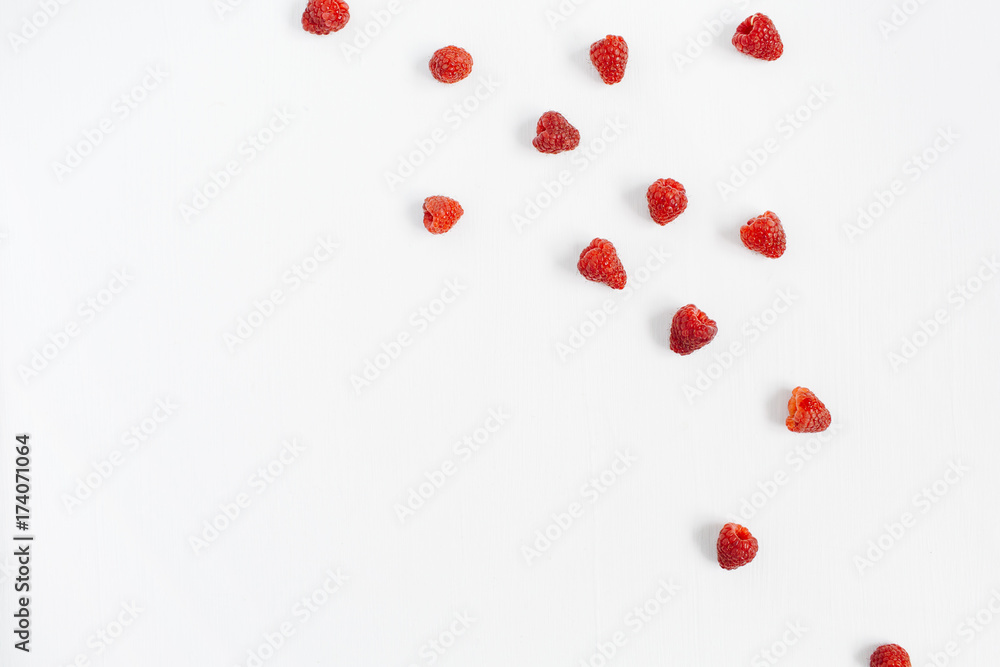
xmin=423 ymin=196 xmax=464 ymax=234
xmin=871 ymin=645 xmax=911 ymax=667
xmin=301 ymin=0 xmax=350 ymax=34
xmin=717 ymin=523 xmax=758 ymax=570
xmin=786 ymin=387 xmax=832 ymax=433
xmin=578 ymin=238 xmax=626 ymax=290
xmin=669 ymin=304 xmax=717 ymax=355
xmin=732 ymin=14 xmax=783 ymax=61
xmin=589 ymin=35 xmax=628 ymax=84
xmin=646 ymin=179 xmax=688 ymax=225
xmin=429 ymin=46 xmax=473 ymax=84
xmin=740 ymin=211 xmax=786 ymax=258
xmin=533 ymin=111 xmax=580 ymax=154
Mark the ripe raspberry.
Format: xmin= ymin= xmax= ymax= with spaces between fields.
xmin=741 ymin=211 xmax=786 ymax=258
xmin=717 ymin=523 xmax=758 ymax=570
xmin=533 ymin=111 xmax=580 ymax=154
xmin=732 ymin=14 xmax=783 ymax=61
xmin=646 ymin=179 xmax=688 ymax=225
xmin=786 ymin=387 xmax=832 ymax=433
xmin=669 ymin=304 xmax=717 ymax=355
xmin=871 ymin=645 xmax=911 ymax=667
xmin=578 ymin=238 xmax=626 ymax=290
xmin=423 ymin=196 xmax=464 ymax=234
xmin=589 ymin=35 xmax=628 ymax=84
xmin=429 ymin=46 xmax=473 ymax=84
xmin=302 ymin=0 xmax=350 ymax=34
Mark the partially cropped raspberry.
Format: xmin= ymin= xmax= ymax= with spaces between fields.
xmin=423 ymin=196 xmax=464 ymax=234
xmin=732 ymin=14 xmax=783 ymax=61
xmin=871 ymin=645 xmax=911 ymax=667
xmin=429 ymin=46 xmax=473 ymax=84
xmin=741 ymin=211 xmax=786 ymax=258
xmin=786 ymin=387 xmax=831 ymax=433
xmin=717 ymin=523 xmax=758 ymax=570
xmin=647 ymin=179 xmax=688 ymax=225
xmin=533 ymin=111 xmax=580 ymax=154
xmin=302 ymin=0 xmax=350 ymax=34
xmin=590 ymin=35 xmax=628 ymax=84
xmin=669 ymin=304 xmax=717 ymax=355
xmin=578 ymin=238 xmax=626 ymax=289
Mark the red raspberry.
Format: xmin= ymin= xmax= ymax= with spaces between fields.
xmin=717 ymin=523 xmax=758 ymax=570
xmin=786 ymin=387 xmax=832 ymax=433
xmin=533 ymin=111 xmax=580 ymax=154
xmin=589 ymin=35 xmax=628 ymax=84
xmin=646 ymin=179 xmax=688 ymax=225
xmin=871 ymin=645 xmax=911 ymax=667
xmin=740 ymin=211 xmax=786 ymax=258
xmin=302 ymin=0 xmax=350 ymax=34
xmin=429 ymin=46 xmax=473 ymax=84
xmin=423 ymin=196 xmax=464 ymax=234
xmin=732 ymin=14 xmax=783 ymax=61
xmin=578 ymin=238 xmax=626 ymax=290
xmin=669 ymin=304 xmax=717 ymax=355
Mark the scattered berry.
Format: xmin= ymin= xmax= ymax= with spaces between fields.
xmin=578 ymin=238 xmax=626 ymax=290
xmin=732 ymin=14 xmax=783 ymax=60
xmin=422 ymin=196 xmax=464 ymax=234
xmin=429 ymin=46 xmax=473 ymax=84
xmin=301 ymin=0 xmax=350 ymax=34
xmin=669 ymin=304 xmax=717 ymax=355
xmin=786 ymin=387 xmax=832 ymax=433
xmin=717 ymin=523 xmax=758 ymax=570
xmin=589 ymin=35 xmax=628 ymax=84
xmin=646 ymin=179 xmax=688 ymax=225
xmin=741 ymin=211 xmax=786 ymax=258
xmin=533 ymin=111 xmax=581 ymax=154
xmin=871 ymin=645 xmax=911 ymax=667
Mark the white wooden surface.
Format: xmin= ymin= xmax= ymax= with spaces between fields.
xmin=2 ymin=0 xmax=999 ymax=665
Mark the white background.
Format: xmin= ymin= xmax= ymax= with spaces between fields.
xmin=2 ymin=0 xmax=1000 ymax=665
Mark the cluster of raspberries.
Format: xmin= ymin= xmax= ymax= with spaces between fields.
xmin=300 ymin=6 xmax=908 ymax=666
